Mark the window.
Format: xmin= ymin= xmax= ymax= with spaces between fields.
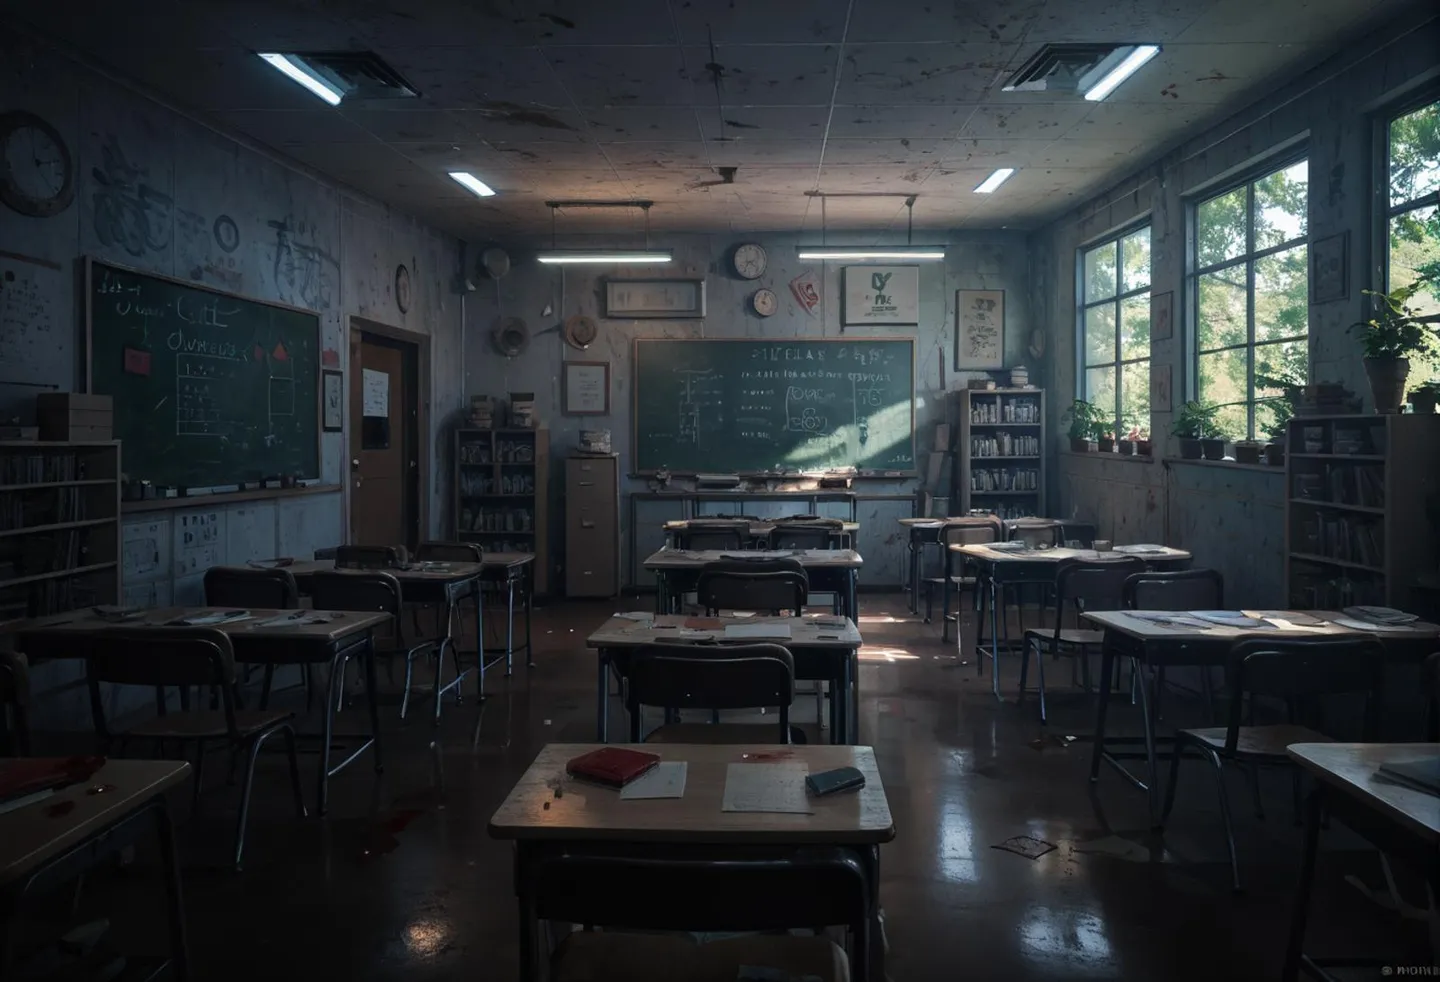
xmin=1385 ymin=98 xmax=1440 ymax=384
xmin=1080 ymin=226 xmax=1150 ymax=438
xmin=1192 ymin=159 xmax=1309 ymax=441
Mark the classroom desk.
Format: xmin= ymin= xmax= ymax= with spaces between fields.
xmin=897 ymin=518 xmax=945 ymax=614
xmin=0 ymin=759 xmax=191 ymax=978
xmin=586 ymin=613 xmax=864 ymax=744
xmin=1284 ymin=743 xmax=1440 ymax=982
xmin=952 ymin=544 xmax=1192 ymax=700
xmin=17 ymin=608 xmax=390 ymax=816
xmin=1081 ymin=610 xmax=1440 ymax=829
xmin=488 ymin=742 xmax=894 ymax=982
xmin=663 ymin=519 xmax=860 ymax=549
xmin=642 ymin=548 xmax=864 ymax=620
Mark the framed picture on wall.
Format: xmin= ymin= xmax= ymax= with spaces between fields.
xmin=1150 ymin=291 xmax=1174 ymax=341
xmin=954 ymin=289 xmax=1005 ymax=369
xmin=563 ymin=361 xmax=611 ymax=415
xmin=842 ymin=266 xmax=919 ymax=326
xmin=604 ymin=279 xmax=706 ymax=318
xmin=321 ymin=370 xmax=343 ymax=432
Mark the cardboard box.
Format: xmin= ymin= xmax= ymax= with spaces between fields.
xmin=36 ymin=393 xmax=114 ymax=441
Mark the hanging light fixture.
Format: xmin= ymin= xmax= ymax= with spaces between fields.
xmin=534 ymin=201 xmax=673 ymax=265
xmin=795 ymin=194 xmax=946 ymax=262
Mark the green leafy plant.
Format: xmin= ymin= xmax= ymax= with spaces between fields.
xmin=1349 ymin=277 xmax=1440 ymax=360
xmin=1412 ymin=378 xmax=1440 ymax=396
xmin=1063 ymin=399 xmax=1108 ymax=441
xmin=1171 ymin=400 xmax=1219 ymax=439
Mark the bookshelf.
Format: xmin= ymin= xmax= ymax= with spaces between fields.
xmin=0 ymin=441 xmax=121 ymax=620
xmin=951 ymin=388 xmax=1046 ymax=520
xmin=454 ymin=428 xmax=549 ymax=596
xmin=1283 ymin=414 xmax=1440 ymax=610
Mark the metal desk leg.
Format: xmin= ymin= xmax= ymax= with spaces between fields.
xmin=318 ymin=649 xmax=342 ymax=816
xmin=154 ymin=800 xmax=190 ymax=981
xmin=1282 ymin=790 xmax=1323 ymax=982
xmin=474 ymin=583 xmax=486 ymax=699
xmin=596 ymin=649 xmax=610 ymax=742
xmin=364 ymin=636 xmax=383 ymax=775
xmin=1090 ymin=644 xmax=1116 ymax=782
xmin=503 ymin=575 xmax=516 ymax=676
xmin=849 ymin=650 xmax=860 ymax=743
xmin=1135 ymin=660 xmax=1162 ymax=827
xmin=524 ymin=571 xmax=534 ymax=667
xmin=989 ymin=580 xmax=1001 ymax=700
xmin=908 ymin=535 xmax=919 ymax=614
xmin=654 ymin=571 xmax=667 ymax=614
xmin=846 ymin=570 xmax=858 ymax=623
xmin=838 ymin=651 xmax=853 ymax=744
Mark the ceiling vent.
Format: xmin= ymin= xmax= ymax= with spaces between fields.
xmin=291 ymin=51 xmax=419 ymax=100
xmin=1002 ymin=44 xmax=1124 ymax=94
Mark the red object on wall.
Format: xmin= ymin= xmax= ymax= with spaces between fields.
xmin=123 ymin=347 xmax=151 ymax=376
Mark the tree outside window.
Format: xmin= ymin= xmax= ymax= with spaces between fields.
xmin=1386 ymin=99 xmax=1440 ymax=386
xmin=1080 ymin=227 xmax=1151 ymax=438
xmin=1192 ymin=160 xmax=1309 ymax=441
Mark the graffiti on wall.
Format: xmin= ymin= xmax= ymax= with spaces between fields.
xmin=268 ymin=216 xmax=337 ymax=310
xmin=91 ymin=136 xmax=172 ymax=257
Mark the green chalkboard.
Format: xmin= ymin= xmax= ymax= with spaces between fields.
xmin=632 ymin=337 xmax=916 ymax=474
xmin=86 ymin=260 xmax=320 ymax=488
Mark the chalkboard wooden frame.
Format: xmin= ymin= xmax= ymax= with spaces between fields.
xmin=630 ymin=336 xmax=918 ymax=477
xmin=82 ymin=257 xmax=323 ymax=487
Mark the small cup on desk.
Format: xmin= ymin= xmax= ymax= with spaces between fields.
xmin=1094 ymin=540 xmax=1113 ymax=552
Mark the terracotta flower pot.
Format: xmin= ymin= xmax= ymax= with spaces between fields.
xmin=1364 ymin=356 xmax=1409 ymax=414
xmin=1069 ymin=437 xmax=1094 ymax=452
xmin=1200 ymin=438 xmax=1226 ymax=461
xmin=1136 ymin=440 xmax=1152 ymax=456
xmin=1098 ymin=437 xmax=1115 ymax=453
xmin=1234 ymin=442 xmax=1262 ymax=464
xmin=1179 ymin=438 xmax=1203 ymax=460
xmin=1117 ymin=439 xmax=1135 ymax=456
xmin=1411 ymin=390 xmax=1438 ymax=415
xmin=1265 ymin=442 xmax=1285 ymax=466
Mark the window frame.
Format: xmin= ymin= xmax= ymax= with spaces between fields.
xmin=1076 ymin=222 xmax=1152 ymax=439
xmin=1377 ymin=90 xmax=1440 ymax=326
xmin=1186 ymin=152 xmax=1310 ymax=441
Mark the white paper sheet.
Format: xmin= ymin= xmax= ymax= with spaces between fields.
xmin=1331 ymin=617 xmax=1415 ymax=632
xmin=722 ymin=762 xmax=812 ymax=814
xmin=723 ymin=623 xmax=793 ymax=640
xmin=362 ymin=368 xmax=389 ymax=417
xmin=620 ymin=761 xmax=687 ymax=800
xmin=614 ymin=611 xmax=654 ymax=622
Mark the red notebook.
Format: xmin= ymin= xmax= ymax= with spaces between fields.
xmin=565 ymin=748 xmax=661 ymax=788
xmin=0 ymin=756 xmax=106 ymax=805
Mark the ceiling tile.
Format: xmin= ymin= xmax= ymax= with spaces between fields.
xmin=458 ymin=108 xmax=592 ymax=144
xmin=847 ymin=0 xmax=1042 ymax=43
xmin=956 ymin=104 xmax=1091 ymax=140
xmin=837 ymin=43 xmax=1018 ymax=105
xmin=545 ymin=46 xmax=695 ymax=107
xmin=696 ymin=107 xmax=832 ymax=141
xmin=821 ymin=138 xmax=948 ymax=165
xmin=217 ymin=110 xmax=379 ymax=146
xmin=1068 ymin=100 xmax=1217 ymax=140
xmin=826 ymin=105 xmax=981 ymax=140
xmin=672 ymin=0 xmax=847 ymax=44
xmin=1096 ymin=43 xmax=1279 ymax=105
xmin=682 ymin=44 xmax=839 ymax=106
xmin=1025 ymin=0 xmax=1222 ymax=42
xmin=515 ymin=0 xmax=676 ymax=45
xmin=596 ymin=141 xmax=714 ymax=167
xmin=342 ymin=109 xmax=479 ymax=143
xmin=368 ymin=46 xmax=572 ymax=111
xmin=707 ymin=141 xmax=823 ymax=167
xmin=1174 ymin=0 xmax=1404 ymax=43
xmin=582 ymin=107 xmax=703 ymax=141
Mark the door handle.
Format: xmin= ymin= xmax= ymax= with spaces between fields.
xmin=581 ymin=520 xmax=595 ymax=528
xmin=351 ymin=458 xmax=361 ymax=470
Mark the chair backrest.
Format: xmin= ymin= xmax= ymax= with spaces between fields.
xmin=677 ymin=522 xmax=749 ymax=551
xmin=308 ymin=570 xmax=403 ymax=617
xmin=415 ymin=540 xmax=483 ymax=563
xmin=694 ymin=514 xmax=760 ymax=521
xmin=781 ymin=513 xmax=824 ymax=522
xmin=1123 ymin=568 xmax=1224 ymax=611
xmin=1053 ymin=557 xmax=1148 ymax=619
xmin=917 ymin=489 xmax=933 ymax=518
xmin=203 ymin=566 xmax=300 ymax=609
xmin=335 ymin=545 xmax=403 ymax=569
xmin=626 ymin=643 xmax=795 ymax=740
xmin=1008 ymin=520 xmax=1064 ymax=548
xmin=1220 ymin=637 xmax=1387 ymax=752
xmin=697 ymin=569 xmax=808 ymax=615
xmin=770 ymin=520 xmax=840 ymax=549
xmin=1058 ymin=520 xmax=1098 ymax=548
xmin=0 ymin=649 xmax=31 ymax=755
xmin=700 ymin=556 xmax=809 ymax=582
xmin=83 ymin=628 xmax=239 ymax=739
xmin=939 ymin=517 xmax=1002 ymax=547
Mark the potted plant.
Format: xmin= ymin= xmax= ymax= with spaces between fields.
xmin=1116 ymin=420 xmax=1139 ymax=455
xmin=1234 ymin=439 xmax=1264 ymax=464
xmin=1349 ymin=277 xmax=1439 ymax=414
xmin=1201 ymin=423 xmax=1230 ymax=461
xmin=1097 ymin=430 xmax=1116 ymax=453
xmin=1410 ymin=379 xmax=1440 ymax=414
xmin=1172 ymin=400 xmax=1217 ymax=460
xmin=1062 ymin=400 xmax=1106 ymax=452
xmin=1136 ymin=434 xmax=1152 ymax=456
xmin=1262 ymin=398 xmax=1292 ymax=466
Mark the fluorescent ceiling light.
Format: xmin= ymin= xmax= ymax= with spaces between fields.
xmin=1083 ymin=44 xmax=1160 ymax=102
xmin=257 ymin=53 xmax=343 ymax=106
xmin=536 ymin=250 xmax=672 ymax=264
xmin=448 ymin=172 xmax=497 ymax=198
xmin=973 ymin=168 xmax=1015 ymax=194
xmin=795 ymin=247 xmax=946 ymax=261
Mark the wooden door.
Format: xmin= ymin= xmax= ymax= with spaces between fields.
xmin=349 ymin=334 xmax=415 ymax=549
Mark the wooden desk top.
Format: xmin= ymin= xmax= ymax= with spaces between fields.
xmin=1287 ymin=744 xmax=1440 ymax=846
xmin=643 ymin=548 xmax=863 ymax=570
xmin=0 ymin=759 xmax=190 ymax=886
xmin=664 ymin=520 xmax=859 ymax=534
xmin=17 ymin=607 xmax=391 ymax=645
xmin=283 ymin=559 xmax=484 ymax=581
xmin=587 ymin=613 xmax=862 ymax=649
xmin=1083 ymin=609 xmax=1440 ymax=644
xmin=953 ymin=543 xmax=1191 ymax=564
xmin=488 ymin=743 xmax=893 ymax=845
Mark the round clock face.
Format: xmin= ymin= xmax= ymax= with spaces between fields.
xmin=752 ymin=288 xmax=778 ymax=317
xmin=0 ymin=112 xmax=75 ymax=218
xmin=733 ymin=242 xmax=767 ymax=280
xmin=395 ymin=264 xmax=412 ymax=313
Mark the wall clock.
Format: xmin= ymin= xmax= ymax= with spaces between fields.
xmin=0 ymin=111 xmax=75 ymax=218
xmin=751 ymin=288 xmax=778 ymax=317
xmin=395 ymin=263 xmax=412 ymax=313
xmin=732 ymin=242 xmax=767 ymax=280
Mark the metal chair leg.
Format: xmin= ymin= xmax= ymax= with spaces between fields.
xmin=282 ymin=725 xmax=307 ymax=819
xmin=400 ymin=653 xmax=416 ymax=720
xmin=190 ymin=739 xmax=206 ymax=814
xmin=1161 ymin=736 xmax=1185 ymax=827
xmin=1202 ymin=746 xmax=1243 ymax=892
xmin=433 ymin=643 xmax=448 ymax=726
xmin=1035 ymin=639 xmax=1049 ymax=724
xmin=232 ymin=734 xmax=267 ymax=871
xmin=1248 ymin=763 xmax=1266 ymax=821
xmin=1017 ymin=637 xmax=1032 ymax=701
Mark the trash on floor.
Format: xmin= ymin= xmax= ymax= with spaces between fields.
xmin=992 ymin=835 xmax=1057 ymax=860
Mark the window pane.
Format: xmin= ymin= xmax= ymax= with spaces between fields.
xmin=1121 ymin=228 xmax=1151 ymax=293
xmin=1390 ymin=100 xmax=1440 ymax=209
xmin=1199 ymin=347 xmax=1248 ymax=413
xmin=1084 ymin=303 xmax=1116 ymax=366
xmin=1197 ymin=186 xmax=1247 ymax=267
xmin=1254 ymin=340 xmax=1307 ymax=398
xmin=1119 ymin=294 xmax=1150 ymax=361
xmin=1254 ymin=160 xmax=1308 ymax=250
xmin=1120 ymin=360 xmax=1150 ymax=438
xmin=1085 ymin=241 xmax=1118 ymax=302
xmin=1211 ymin=403 xmax=1248 ymax=443
xmin=1085 ymin=366 xmax=1116 ymax=422
xmin=1197 ymin=269 xmax=1247 ymax=351
xmin=1254 ymin=245 xmax=1308 ymax=342
xmin=1389 ymin=203 xmax=1440 ymax=320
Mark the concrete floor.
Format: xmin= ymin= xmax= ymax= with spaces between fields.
xmin=19 ymin=593 xmax=1435 ymax=980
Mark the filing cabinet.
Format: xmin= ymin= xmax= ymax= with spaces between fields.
xmin=565 ymin=454 xmax=619 ymax=597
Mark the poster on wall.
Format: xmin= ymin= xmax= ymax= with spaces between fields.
xmin=789 ymin=270 xmax=821 ymax=317
xmin=954 ymin=289 xmax=1005 ymax=370
xmin=842 ymin=266 xmax=919 ymax=326
xmin=362 ymin=368 xmax=389 ymax=417
xmin=563 ymin=361 xmax=610 ymax=415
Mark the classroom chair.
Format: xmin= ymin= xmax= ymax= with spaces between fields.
xmin=770 ymin=519 xmax=842 ymax=550
xmin=1018 ymin=557 xmax=1146 ymax=724
xmin=411 ymin=541 xmax=483 ymax=647
xmin=696 ymin=568 xmax=808 ymax=615
xmin=1161 ymin=636 xmax=1386 ymax=892
xmin=1057 ymin=520 xmax=1098 ymax=547
xmin=924 ymin=516 xmax=1003 ymax=640
xmin=676 ymin=521 xmax=750 ymax=551
xmin=1124 ymin=568 xmax=1226 ymax=716
xmin=83 ymin=628 xmax=305 ymax=870
xmin=335 ymin=544 xmax=406 ymax=569
xmin=0 ymin=649 xmax=31 ymax=755
xmin=204 ymin=565 xmax=305 ymax=707
xmin=626 ymin=642 xmax=796 ymax=744
xmin=1007 ymin=520 xmax=1064 ymax=549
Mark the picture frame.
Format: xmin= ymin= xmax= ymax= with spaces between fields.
xmin=604 ymin=279 xmax=706 ymax=318
xmin=1150 ymin=291 xmax=1174 ymax=342
xmin=843 ymin=265 xmax=920 ymax=327
xmin=563 ymin=360 xmax=611 ymax=416
xmin=1311 ymin=231 xmax=1348 ymax=304
xmin=321 ymin=369 xmax=343 ymax=431
xmin=1150 ymin=364 xmax=1173 ymax=413
xmin=954 ymin=289 xmax=1005 ymax=370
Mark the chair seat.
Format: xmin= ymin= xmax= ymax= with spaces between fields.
xmin=1178 ymin=724 xmax=1334 ymax=758
xmin=644 ymin=722 xmax=786 ymax=744
xmin=129 ymin=708 xmax=295 ymax=740
xmin=922 ymin=575 xmax=977 ymax=587
xmin=551 ymin=932 xmax=848 ymax=982
xmin=694 ymin=935 xmax=849 ymax=982
xmin=1024 ymin=628 xmax=1106 ymax=647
